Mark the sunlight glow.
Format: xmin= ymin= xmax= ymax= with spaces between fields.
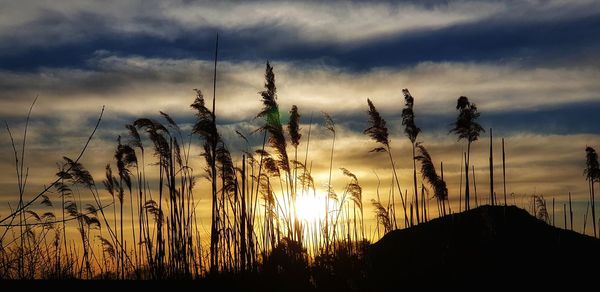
xmin=295 ymin=195 xmax=327 ymax=223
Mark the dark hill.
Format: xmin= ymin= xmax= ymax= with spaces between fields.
xmin=367 ymin=205 xmax=600 ymax=290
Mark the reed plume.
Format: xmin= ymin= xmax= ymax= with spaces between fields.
xmin=415 ymin=143 xmax=448 ymax=215
xmin=288 ymin=105 xmax=302 ymax=242
xmin=364 ymin=99 xmax=389 ymax=147
xmin=323 ymin=111 xmax=336 ymax=253
xmin=288 ymin=105 xmax=301 ymax=148
xmin=450 ymin=96 xmax=484 ymax=211
xmin=401 ymin=88 xmax=421 ymax=224
xmin=190 ymin=88 xmax=220 ymax=271
xmin=257 ymin=62 xmax=290 ymax=173
xmin=371 ymin=200 xmax=392 ymax=234
xmin=364 ymin=99 xmax=407 ymax=227
xmin=401 ymin=89 xmax=420 ymax=143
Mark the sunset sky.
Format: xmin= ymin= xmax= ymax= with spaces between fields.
xmin=1 ymin=0 xmax=600 ymax=238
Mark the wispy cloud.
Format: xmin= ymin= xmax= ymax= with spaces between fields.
xmin=0 ymin=1 xmax=495 ymax=48
xmin=1 ymin=0 xmax=598 ymax=51
xmin=164 ymin=1 xmax=504 ymax=44
xmin=1 ymin=55 xmax=599 ymax=124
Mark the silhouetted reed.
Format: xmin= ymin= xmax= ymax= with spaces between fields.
xmin=401 ymin=89 xmax=421 ymax=224
xmin=584 ymin=146 xmax=599 ymax=237
xmin=364 ymin=98 xmax=407 ymax=226
xmin=415 ymin=143 xmax=448 ymax=217
xmin=450 ymin=96 xmax=484 ymax=211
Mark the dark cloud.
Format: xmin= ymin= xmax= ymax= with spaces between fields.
xmin=1 ymin=1 xmax=600 ymax=71
xmin=327 ymin=13 xmax=600 ymax=70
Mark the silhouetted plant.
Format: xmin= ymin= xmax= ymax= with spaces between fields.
xmin=364 ymin=99 xmax=407 ymax=226
xmin=257 ymin=62 xmax=290 ymax=173
xmin=584 ymin=146 xmax=599 ymax=237
xmin=341 ymin=168 xmax=364 ymax=245
xmin=256 ymin=62 xmax=299 ymax=247
xmin=312 ymin=239 xmax=368 ymax=290
xmin=262 ymin=237 xmax=310 ymax=289
xmin=323 ymin=111 xmax=336 ymax=253
xmin=532 ymin=195 xmax=550 ymax=223
xmin=450 ymin=96 xmax=484 ymax=211
xmin=191 ymin=89 xmax=221 ymax=272
xmin=415 ymin=143 xmax=448 ymax=216
xmin=371 ymin=199 xmax=392 ymax=234
xmin=288 ymin=105 xmax=302 ymax=242
xmin=401 ymin=89 xmax=421 ymax=224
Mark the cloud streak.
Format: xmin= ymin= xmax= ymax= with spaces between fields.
xmin=3 ymin=1 xmax=599 ymax=47
xmin=2 ymin=0 xmax=600 ymax=70
xmin=0 ymin=1 xmax=503 ymax=49
xmin=1 ymin=55 xmax=599 ymax=126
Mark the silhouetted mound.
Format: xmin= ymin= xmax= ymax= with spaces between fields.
xmin=368 ymin=205 xmax=600 ymax=290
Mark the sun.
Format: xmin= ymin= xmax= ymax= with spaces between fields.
xmin=295 ymin=195 xmax=327 ymax=223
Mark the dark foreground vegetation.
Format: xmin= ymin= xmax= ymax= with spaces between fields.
xmin=370 ymin=204 xmax=600 ymax=290
xmin=175 ymin=205 xmax=600 ymax=290
xmin=4 ymin=204 xmax=597 ymax=291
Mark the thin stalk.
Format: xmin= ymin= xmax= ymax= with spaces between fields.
xmin=210 ymin=33 xmax=219 ymax=273
xmin=563 ymin=203 xmax=567 ymax=229
xmin=489 ymin=128 xmax=494 ymax=207
xmin=325 ymin=130 xmax=335 ymax=253
xmin=412 ymin=143 xmax=419 ymax=224
xmin=502 ymin=138 xmax=507 ymax=206
xmin=472 ymin=165 xmax=478 ymax=207
xmin=387 ymin=148 xmax=408 ymax=227
xmin=569 ymin=192 xmax=573 ymax=231
xmin=459 ymin=152 xmax=463 ymax=212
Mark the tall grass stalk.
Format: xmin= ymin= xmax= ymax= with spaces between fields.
xmin=364 ymin=99 xmax=408 ymax=227
xmin=450 ymin=96 xmax=484 ymax=211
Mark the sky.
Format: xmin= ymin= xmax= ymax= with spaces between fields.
xmin=1 ymin=0 xmax=600 ymax=238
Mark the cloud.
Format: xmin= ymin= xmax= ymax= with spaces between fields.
xmin=0 ymin=1 xmax=499 ymax=49
xmin=164 ymin=1 xmax=505 ymax=44
xmin=1 ymin=55 xmax=599 ymax=126
xmin=2 ymin=0 xmax=599 ymax=52
xmin=2 ymin=1 xmax=600 ymax=73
